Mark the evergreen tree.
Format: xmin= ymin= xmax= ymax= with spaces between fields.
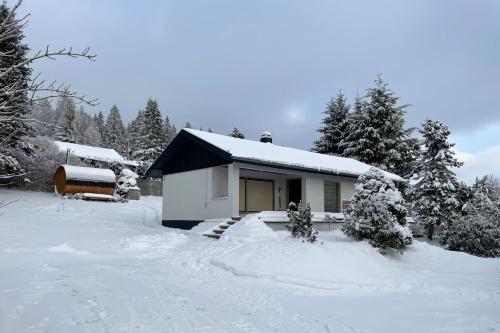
xmin=407 ymin=119 xmax=463 ymax=241
xmin=0 ymin=2 xmax=32 ymax=146
xmin=286 ymin=202 xmax=318 ymax=243
xmin=229 ymin=127 xmax=245 ymax=139
xmin=313 ymin=91 xmax=350 ymax=155
xmin=208 ymin=128 xmax=213 ymax=133
xmin=343 ymin=168 xmax=413 ymax=254
xmin=184 ymin=121 xmax=192 ymax=129
xmin=0 ymin=2 xmax=32 ymax=180
xmin=74 ymin=106 xmax=101 ymax=146
xmin=132 ymin=99 xmax=166 ymax=163
xmin=164 ymin=116 xmax=176 ymax=145
xmin=54 ymin=96 xmax=77 ymax=143
xmin=105 ymin=105 xmax=127 ymax=155
xmin=31 ymin=100 xmax=56 ymax=137
xmin=127 ymin=110 xmax=144 ymax=157
xmin=341 ymin=76 xmax=415 ymax=176
xmin=93 ymin=111 xmax=106 ymax=147
xmin=442 ymin=176 xmax=500 ymax=258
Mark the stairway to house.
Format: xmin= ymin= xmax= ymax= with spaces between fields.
xmin=203 ymin=216 xmax=241 ymax=239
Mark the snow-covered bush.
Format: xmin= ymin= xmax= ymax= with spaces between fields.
xmin=441 ymin=176 xmax=500 ymax=257
xmin=443 ymin=214 xmax=500 ymax=258
xmin=286 ymin=202 xmax=318 ymax=243
xmin=343 ymin=168 xmax=412 ymax=254
xmin=10 ymin=137 xmax=66 ymax=191
xmin=116 ymin=168 xmax=139 ymax=198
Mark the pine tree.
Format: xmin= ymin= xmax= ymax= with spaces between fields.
xmin=104 ymin=105 xmax=127 ymax=155
xmin=313 ymin=91 xmax=350 ymax=155
xmin=127 ymin=110 xmax=143 ymax=157
xmin=208 ymin=128 xmax=213 ymax=133
xmin=184 ymin=121 xmax=192 ymax=129
xmin=31 ymin=100 xmax=56 ymax=137
xmin=0 ymin=2 xmax=32 ymax=146
xmin=407 ymin=119 xmax=463 ymax=241
xmin=132 ymin=99 xmax=166 ymax=164
xmin=0 ymin=2 xmax=32 ymax=180
xmin=229 ymin=127 xmax=245 ymax=139
xmin=164 ymin=116 xmax=176 ymax=145
xmin=342 ymin=168 xmax=412 ymax=254
xmin=341 ymin=76 xmax=415 ymax=176
xmin=341 ymin=95 xmax=372 ymax=161
xmin=286 ymin=202 xmax=318 ymax=243
xmin=74 ymin=106 xmax=101 ymax=146
xmin=442 ymin=176 xmax=500 ymax=257
xmin=54 ymin=96 xmax=77 ymax=143
xmin=93 ymin=111 xmax=106 ymax=147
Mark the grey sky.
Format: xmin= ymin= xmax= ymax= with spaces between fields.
xmin=15 ymin=0 xmax=500 ymax=181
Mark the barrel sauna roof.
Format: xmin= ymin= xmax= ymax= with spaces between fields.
xmin=63 ymin=165 xmax=116 ymax=183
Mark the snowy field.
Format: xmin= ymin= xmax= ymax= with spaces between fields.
xmin=0 ymin=190 xmax=499 ymax=333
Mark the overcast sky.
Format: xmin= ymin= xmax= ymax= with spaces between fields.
xmin=15 ymin=0 xmax=500 ymax=183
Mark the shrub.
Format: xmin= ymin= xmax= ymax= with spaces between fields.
xmin=342 ymin=168 xmax=412 ymax=254
xmin=286 ymin=202 xmax=318 ymax=243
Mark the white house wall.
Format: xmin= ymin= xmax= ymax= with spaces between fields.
xmin=236 ymin=162 xmax=358 ymax=213
xmin=304 ymin=176 xmax=324 ymax=211
xmin=163 ymin=166 xmax=234 ymax=221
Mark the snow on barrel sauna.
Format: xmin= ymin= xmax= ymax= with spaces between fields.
xmin=53 ymin=165 xmax=116 ymax=200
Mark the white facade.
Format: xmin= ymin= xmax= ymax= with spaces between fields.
xmin=163 ymin=162 xmax=357 ymax=223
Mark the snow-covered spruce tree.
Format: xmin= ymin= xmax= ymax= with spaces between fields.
xmin=54 ymin=96 xmax=77 ymax=143
xmin=407 ymin=119 xmax=463 ymax=241
xmin=286 ymin=202 xmax=318 ymax=243
xmin=208 ymin=128 xmax=213 ymax=133
xmin=0 ymin=2 xmax=32 ymax=145
xmin=341 ymin=76 xmax=416 ymax=176
xmin=73 ymin=106 xmax=101 ymax=146
xmin=164 ymin=116 xmax=176 ymax=146
xmin=184 ymin=121 xmax=192 ymax=129
xmin=229 ymin=127 xmax=245 ymax=139
xmin=132 ymin=99 xmax=166 ymax=165
xmin=0 ymin=2 xmax=32 ymax=181
xmin=104 ymin=105 xmax=127 ymax=155
xmin=93 ymin=111 xmax=106 ymax=147
xmin=126 ymin=110 xmax=143 ymax=158
xmin=313 ymin=91 xmax=350 ymax=155
xmin=442 ymin=176 xmax=500 ymax=257
xmin=342 ymin=168 xmax=412 ymax=254
xmin=30 ymin=100 xmax=57 ymax=137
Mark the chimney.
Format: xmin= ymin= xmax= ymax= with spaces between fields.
xmin=260 ymin=131 xmax=272 ymax=143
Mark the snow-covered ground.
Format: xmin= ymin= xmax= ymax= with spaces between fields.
xmin=0 ymin=190 xmax=499 ymax=333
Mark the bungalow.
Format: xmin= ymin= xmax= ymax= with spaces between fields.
xmin=146 ymin=129 xmax=402 ymax=229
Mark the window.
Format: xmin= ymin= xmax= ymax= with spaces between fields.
xmin=324 ymin=181 xmax=340 ymax=212
xmin=211 ymin=166 xmax=228 ymax=198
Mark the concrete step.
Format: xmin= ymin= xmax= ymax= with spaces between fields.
xmin=213 ymin=229 xmax=225 ymax=235
xmin=227 ymin=221 xmax=236 ymax=225
xmin=219 ymin=224 xmax=230 ymax=229
xmin=204 ymin=233 xmax=221 ymax=239
xmin=231 ymin=216 xmax=242 ymax=221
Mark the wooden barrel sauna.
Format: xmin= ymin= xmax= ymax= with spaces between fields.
xmin=53 ymin=165 xmax=116 ymax=196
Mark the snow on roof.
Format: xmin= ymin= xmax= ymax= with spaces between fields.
xmin=54 ymin=141 xmax=138 ymax=166
xmin=184 ymin=129 xmax=403 ymax=181
xmin=62 ymin=165 xmax=116 ymax=183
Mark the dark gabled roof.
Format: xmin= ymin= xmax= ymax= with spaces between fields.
xmin=146 ymin=129 xmax=232 ymax=178
xmin=146 ymin=129 xmax=403 ymax=181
